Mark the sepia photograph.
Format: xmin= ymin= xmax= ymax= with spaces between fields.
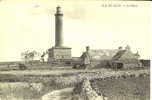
xmin=0 ymin=0 xmax=151 ymax=100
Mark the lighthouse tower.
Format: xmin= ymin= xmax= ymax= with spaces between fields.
xmin=48 ymin=6 xmax=71 ymax=62
xmin=55 ymin=6 xmax=64 ymax=47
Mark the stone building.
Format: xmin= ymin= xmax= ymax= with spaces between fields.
xmin=87 ymin=48 xmax=119 ymax=67
xmin=110 ymin=45 xmax=142 ymax=69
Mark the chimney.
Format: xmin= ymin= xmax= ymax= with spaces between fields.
xmin=125 ymin=45 xmax=131 ymax=51
xmin=118 ymin=46 xmax=123 ymax=50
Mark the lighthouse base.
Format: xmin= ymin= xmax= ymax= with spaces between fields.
xmin=47 ymin=46 xmax=72 ymax=62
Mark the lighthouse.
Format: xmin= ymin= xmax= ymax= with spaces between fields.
xmin=48 ymin=6 xmax=71 ymax=61
xmin=55 ymin=6 xmax=64 ymax=47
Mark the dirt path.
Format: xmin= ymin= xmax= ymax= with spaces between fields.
xmin=41 ymin=88 xmax=73 ymax=100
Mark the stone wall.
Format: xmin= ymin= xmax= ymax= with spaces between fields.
xmin=72 ymin=78 xmax=107 ymax=100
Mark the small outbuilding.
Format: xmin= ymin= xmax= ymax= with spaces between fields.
xmin=109 ymin=45 xmax=142 ymax=69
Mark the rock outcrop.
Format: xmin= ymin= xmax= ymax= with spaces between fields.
xmin=72 ymin=78 xmax=107 ymax=100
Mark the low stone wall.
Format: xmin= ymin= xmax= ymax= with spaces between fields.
xmin=123 ymin=63 xmax=142 ymax=69
xmin=72 ymin=78 xmax=107 ymax=100
xmin=140 ymin=59 xmax=150 ymax=67
xmin=47 ymin=69 xmax=149 ymax=93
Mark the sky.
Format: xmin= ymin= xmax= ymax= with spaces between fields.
xmin=0 ymin=0 xmax=151 ymax=61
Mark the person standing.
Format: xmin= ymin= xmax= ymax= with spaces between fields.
xmin=81 ymin=46 xmax=92 ymax=69
xmin=40 ymin=52 xmax=45 ymax=63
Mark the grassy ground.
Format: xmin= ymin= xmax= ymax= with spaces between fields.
xmin=0 ymin=76 xmax=149 ymax=100
xmin=91 ymin=76 xmax=150 ymax=100
xmin=0 ymin=66 xmax=150 ymax=100
xmin=0 ymin=82 xmax=42 ymax=100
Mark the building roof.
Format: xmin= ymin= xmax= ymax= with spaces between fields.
xmin=90 ymin=49 xmax=118 ymax=60
xmin=112 ymin=49 xmax=140 ymax=61
xmin=112 ymin=50 xmax=126 ymax=60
